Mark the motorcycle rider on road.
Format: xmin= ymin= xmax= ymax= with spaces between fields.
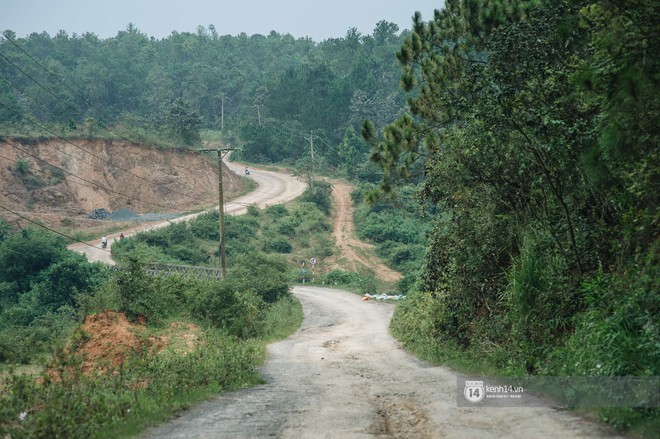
xmin=101 ymin=236 xmax=108 ymax=248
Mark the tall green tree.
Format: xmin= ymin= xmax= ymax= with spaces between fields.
xmin=367 ymin=0 xmax=659 ymax=380
xmin=165 ymin=98 xmax=201 ymax=145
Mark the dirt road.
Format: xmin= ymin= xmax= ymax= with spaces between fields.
xmin=330 ymin=181 xmax=402 ymax=281
xmin=68 ymin=162 xmax=306 ymax=264
xmin=143 ymin=286 xmax=617 ymax=439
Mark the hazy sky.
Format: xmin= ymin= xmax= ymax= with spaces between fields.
xmin=1 ymin=0 xmax=444 ymax=41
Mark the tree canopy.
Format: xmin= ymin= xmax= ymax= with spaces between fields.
xmin=367 ymin=0 xmax=659 ymax=402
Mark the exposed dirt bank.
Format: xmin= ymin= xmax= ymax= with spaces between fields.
xmin=0 ymin=138 xmax=243 ymax=231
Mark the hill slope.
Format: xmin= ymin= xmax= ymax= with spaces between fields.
xmin=0 ymin=138 xmax=243 ymax=229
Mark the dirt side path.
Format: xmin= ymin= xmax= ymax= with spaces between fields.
xmin=143 ymin=286 xmax=618 ymax=439
xmin=330 ymin=180 xmax=402 ymax=282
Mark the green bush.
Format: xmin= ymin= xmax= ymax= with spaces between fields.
xmin=229 ymin=252 xmax=291 ymax=303
xmin=325 ymin=269 xmax=361 ymax=285
xmin=552 ymin=263 xmax=659 ymax=378
xmin=266 ymin=204 xmax=289 ymax=218
xmin=299 ymin=181 xmax=333 ymax=215
xmin=225 ymin=215 xmax=260 ymax=241
xmin=32 ymin=253 xmax=107 ymax=311
xmin=189 ymin=211 xmax=220 ymax=240
xmin=187 ymin=278 xmax=266 ymax=338
xmin=321 ymin=269 xmax=378 ymax=294
xmin=262 ymin=237 xmax=292 ymax=254
xmin=15 ymin=158 xmax=30 ymax=174
xmin=277 ymin=221 xmax=296 ymax=237
xmin=114 ymin=259 xmax=177 ymax=323
xmin=390 ymin=290 xmax=444 ymax=354
xmin=0 ymin=229 xmax=68 ymax=293
xmin=358 ymin=211 xmax=423 ymax=244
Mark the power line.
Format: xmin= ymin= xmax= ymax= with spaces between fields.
xmin=0 ymin=138 xmax=189 ymax=212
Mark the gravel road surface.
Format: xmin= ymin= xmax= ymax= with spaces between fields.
xmin=143 ymin=286 xmax=617 ymax=439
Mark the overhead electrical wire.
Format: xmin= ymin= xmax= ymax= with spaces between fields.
xmin=0 ymin=138 xmax=188 ymax=212
xmin=0 ymin=39 xmax=212 ymax=205
xmin=0 ymin=33 xmax=353 ymax=225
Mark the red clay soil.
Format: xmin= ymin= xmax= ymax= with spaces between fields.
xmin=328 ymin=180 xmax=402 ymax=282
xmin=50 ymin=310 xmax=200 ymax=379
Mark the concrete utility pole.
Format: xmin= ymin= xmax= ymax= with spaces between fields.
xmin=254 ymin=105 xmax=262 ymax=126
xmin=308 ymin=131 xmax=315 ymax=189
xmin=220 ymin=95 xmax=225 ymax=131
xmin=200 ymin=145 xmax=235 ymax=278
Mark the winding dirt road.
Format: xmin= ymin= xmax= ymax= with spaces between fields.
xmin=143 ymin=286 xmax=617 ymax=439
xmin=68 ymin=161 xmax=306 ymax=264
xmin=68 ymin=165 xmax=616 ymax=438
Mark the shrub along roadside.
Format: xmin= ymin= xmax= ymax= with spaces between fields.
xmin=390 ymin=260 xmax=660 ymax=437
xmin=0 ymin=258 xmax=303 ymax=438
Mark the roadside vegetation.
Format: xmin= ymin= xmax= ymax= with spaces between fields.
xmin=366 ymin=1 xmax=658 ymax=436
xmin=0 ymin=218 xmax=302 ymax=438
xmin=352 ymin=183 xmax=429 ymax=294
xmin=111 ymin=183 xmax=335 ymax=277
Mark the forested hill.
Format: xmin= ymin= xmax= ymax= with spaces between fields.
xmin=0 ymin=21 xmax=406 ymax=171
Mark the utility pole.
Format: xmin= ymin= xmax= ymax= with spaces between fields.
xmin=254 ymin=105 xmax=262 ymax=126
xmin=308 ymin=131 xmax=315 ymax=189
xmin=200 ymin=145 xmax=235 ymax=278
xmin=219 ymin=95 xmax=225 ymax=131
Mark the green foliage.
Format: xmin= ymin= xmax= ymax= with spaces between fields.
xmin=31 ymin=253 xmax=108 ymax=311
xmin=229 ymin=252 xmax=291 ymax=303
xmin=351 ymin=183 xmax=428 ymax=279
xmin=112 ymin=222 xmax=209 ymax=265
xmin=299 ymin=180 xmax=333 ymax=215
xmin=114 ymin=258 xmax=178 ymax=323
xmin=2 ymin=20 xmax=409 ymax=171
xmin=188 ymin=278 xmax=266 ymax=338
xmin=165 ymin=99 xmax=202 ymax=146
xmin=0 ymin=229 xmax=68 ymax=293
xmin=320 ymin=269 xmax=379 ymax=294
xmin=373 ymin=0 xmax=658 ymax=432
xmin=0 ymin=329 xmax=265 ymax=439
xmin=0 ymin=217 xmax=12 ymax=243
xmin=0 ymin=227 xmax=111 ymax=364
xmin=390 ymin=290 xmax=446 ymax=357
xmin=358 ymin=211 xmax=422 ymax=244
xmin=14 ymin=158 xmax=30 ymax=174
xmin=262 ymin=237 xmax=292 ymax=254
xmin=552 ymin=262 xmax=659 ymax=378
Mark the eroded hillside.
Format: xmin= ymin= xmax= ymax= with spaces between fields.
xmin=0 ymin=138 xmax=243 ymax=229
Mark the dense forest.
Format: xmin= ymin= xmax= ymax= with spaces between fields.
xmin=0 ymin=20 xmax=406 ymax=174
xmin=0 ymin=0 xmax=658 ymax=434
